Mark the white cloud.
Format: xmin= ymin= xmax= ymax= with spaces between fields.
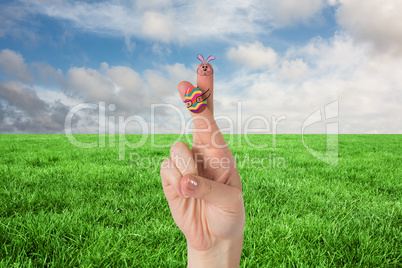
xmin=219 ymin=33 xmax=402 ymax=134
xmin=14 ymin=0 xmax=329 ymax=46
xmin=186 ymin=0 xmax=263 ymax=40
xmin=62 ymin=61 xmax=194 ymax=134
xmin=0 ymin=81 xmax=46 ymax=112
xmin=134 ymin=0 xmax=172 ymax=9
xmin=277 ymin=59 xmax=308 ymax=81
xmin=265 ymin=0 xmax=326 ymax=27
xmin=0 ymin=48 xmax=197 ymax=133
xmin=144 ymin=63 xmax=194 ymax=96
xmin=141 ymin=11 xmax=176 ymax=42
xmin=0 ymin=49 xmax=34 ymax=84
xmin=34 ymin=86 xmax=77 ymax=107
xmin=2 ymin=11 xmax=402 ymax=136
xmin=0 ymin=81 xmax=69 ymax=133
xmin=31 ymin=62 xmax=64 ymax=85
xmin=336 ymin=0 xmax=402 ymax=55
xmin=102 ymin=63 xmax=142 ymax=94
xmin=227 ymin=42 xmax=278 ymax=70
xmin=66 ymin=67 xmax=115 ymax=102
xmin=65 ymin=63 xmax=152 ymax=119
xmin=32 ymin=1 xmax=143 ymax=38
xmin=16 ymin=0 xmax=261 ymax=45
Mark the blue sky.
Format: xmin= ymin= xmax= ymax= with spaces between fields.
xmin=0 ymin=0 xmax=401 ymax=134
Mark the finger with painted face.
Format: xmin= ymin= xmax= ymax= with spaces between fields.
xmin=179 ymin=55 xmax=226 ymax=148
xmin=182 ymin=55 xmax=214 ymax=115
xmin=196 ymin=54 xmax=214 ymax=115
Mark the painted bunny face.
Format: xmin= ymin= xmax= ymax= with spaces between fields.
xmin=196 ymin=54 xmax=215 ymax=76
xmin=197 ymin=62 xmax=213 ymax=76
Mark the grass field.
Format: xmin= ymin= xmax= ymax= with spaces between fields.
xmin=0 ymin=134 xmax=401 ymax=267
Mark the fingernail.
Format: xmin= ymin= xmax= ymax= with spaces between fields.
xmin=181 ymin=188 xmax=189 ymax=199
xmin=187 ymin=176 xmax=198 ymax=191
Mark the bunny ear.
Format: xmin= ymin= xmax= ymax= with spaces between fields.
xmin=197 ymin=54 xmax=205 ymax=62
xmin=206 ymin=55 xmax=215 ymax=62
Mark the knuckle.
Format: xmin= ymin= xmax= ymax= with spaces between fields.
xmin=203 ymin=179 xmax=213 ymax=197
xmin=170 ymin=141 xmax=186 ymax=155
xmin=194 ymin=115 xmax=216 ymax=131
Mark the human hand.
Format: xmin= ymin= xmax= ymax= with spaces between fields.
xmin=160 ymin=56 xmax=245 ymax=267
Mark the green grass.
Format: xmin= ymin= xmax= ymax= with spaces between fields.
xmin=0 ymin=134 xmax=401 ymax=267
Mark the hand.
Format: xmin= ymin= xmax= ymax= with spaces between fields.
xmin=160 ymin=60 xmax=245 ymax=267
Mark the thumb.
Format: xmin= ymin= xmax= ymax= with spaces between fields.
xmin=180 ymin=174 xmax=243 ymax=210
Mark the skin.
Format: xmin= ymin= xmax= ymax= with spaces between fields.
xmin=197 ymin=62 xmax=214 ymax=114
xmin=160 ymin=61 xmax=245 ymax=267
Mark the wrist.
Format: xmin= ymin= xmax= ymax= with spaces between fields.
xmin=187 ymin=236 xmax=243 ymax=268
